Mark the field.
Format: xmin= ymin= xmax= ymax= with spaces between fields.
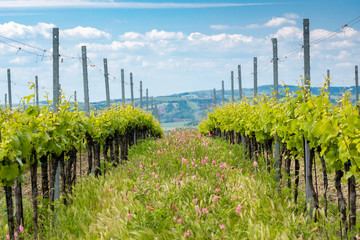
xmin=11 ymin=129 xmax=353 ymax=239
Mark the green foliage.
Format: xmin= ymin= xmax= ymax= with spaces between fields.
xmin=199 ymin=85 xmax=360 ymax=176
xmin=0 ymin=93 xmax=163 ymax=188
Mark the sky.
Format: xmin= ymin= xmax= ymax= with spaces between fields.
xmin=0 ymin=0 xmax=359 ymax=103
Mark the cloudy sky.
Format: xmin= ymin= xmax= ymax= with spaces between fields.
xmin=0 ymin=0 xmax=359 ymax=103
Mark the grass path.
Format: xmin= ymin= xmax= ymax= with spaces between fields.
xmin=41 ymin=129 xmax=336 ymax=239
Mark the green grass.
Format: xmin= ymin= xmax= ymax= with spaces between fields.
xmin=2 ymin=129 xmax=359 ymax=239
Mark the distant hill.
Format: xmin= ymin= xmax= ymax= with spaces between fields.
xmin=37 ymin=84 xmax=358 ymax=130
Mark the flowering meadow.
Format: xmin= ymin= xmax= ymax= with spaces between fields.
xmin=40 ymin=129 xmax=340 ymax=239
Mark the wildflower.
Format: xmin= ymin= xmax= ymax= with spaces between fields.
xmin=14 ymin=232 xmax=18 ymax=238
xmin=108 ymin=189 xmax=113 ymax=192
xmin=253 ymin=161 xmax=258 ymax=167
xmin=202 ymin=208 xmax=208 ymax=214
xmin=155 ymin=174 xmax=159 ymax=179
xmin=251 ymin=174 xmax=255 ymax=180
xmin=201 ymin=159 xmax=205 ymax=164
xmin=234 ymin=186 xmax=238 ymax=191
xmin=173 ymin=205 xmax=178 ymax=211
xmin=212 ymin=161 xmax=216 ymax=165
xmin=184 ymin=231 xmax=190 ymax=237
xmin=19 ymin=225 xmax=24 ymax=234
xmin=127 ymin=213 xmax=132 ymax=220
xmin=6 ymin=234 xmax=10 ymax=240
xmin=195 ymin=205 xmax=201 ymax=214
xmin=355 ymin=234 xmax=360 ymax=239
xmin=221 ymin=174 xmax=225 ymax=180
xmin=186 ymin=172 xmax=189 ymax=176
xmin=179 ymin=174 xmax=183 ymax=179
xmin=177 ymin=218 xmax=183 ymax=223
xmin=146 ymin=206 xmax=154 ymax=210
xmin=235 ymin=204 xmax=243 ymax=215
xmin=216 ymin=173 xmax=220 ymax=178
xmin=214 ymin=188 xmax=220 ymax=193
xmin=280 ymin=184 xmax=283 ymax=188
xmin=140 ymin=164 xmax=143 ymax=169
xmin=133 ymin=188 xmax=136 ymax=193
xmin=177 ymin=181 xmax=181 ymax=186
xmin=193 ymin=198 xmax=198 ymax=203
xmin=231 ymin=166 xmax=234 ymax=169
xmin=192 ymin=175 xmax=196 ymax=180
xmin=219 ymin=224 xmax=225 ymax=230
xmin=213 ymin=195 xmax=219 ymax=202
xmin=229 ymin=151 xmax=232 ymax=155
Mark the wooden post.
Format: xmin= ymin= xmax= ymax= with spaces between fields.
xmin=103 ymin=58 xmax=110 ymax=108
xmin=327 ymin=69 xmax=331 ymax=101
xmin=221 ymin=80 xmax=225 ymax=104
xmin=272 ymin=38 xmax=281 ymax=181
xmin=81 ymin=45 xmax=90 ymax=114
xmin=356 ymin=65 xmax=359 ymax=103
xmin=140 ymin=81 xmax=143 ymax=109
xmin=35 ymin=76 xmax=39 ymax=106
xmin=52 ymin=28 xmax=61 ymax=206
xmin=231 ymin=71 xmax=234 ymax=102
xmin=254 ymin=57 xmax=257 ymax=98
xmin=238 ymin=65 xmax=242 ymax=101
xmin=146 ymin=89 xmax=149 ymax=111
xmin=213 ymin=88 xmax=217 ymax=108
xmin=7 ymin=69 xmax=12 ymax=109
xmin=53 ymin=28 xmax=59 ymax=112
xmin=272 ymin=38 xmax=279 ymax=99
xmin=5 ymin=93 xmax=7 ymax=107
xmin=151 ymin=97 xmax=154 ymax=115
xmin=130 ymin=73 xmax=134 ymax=107
xmin=121 ymin=69 xmax=125 ymax=106
xmin=303 ymin=18 xmax=313 ymax=213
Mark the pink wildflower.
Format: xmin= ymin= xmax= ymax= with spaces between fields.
xmin=214 ymin=188 xmax=220 ymax=193
xmin=355 ymin=234 xmax=360 ymax=239
xmin=195 ymin=205 xmax=201 ymax=214
xmin=6 ymin=234 xmax=10 ymax=240
xmin=216 ymin=173 xmax=220 ymax=178
xmin=185 ymin=231 xmax=190 ymax=237
xmin=127 ymin=213 xmax=132 ymax=220
xmin=212 ymin=161 xmax=216 ymax=165
xmin=213 ymin=195 xmax=219 ymax=202
xmin=192 ymin=175 xmax=196 ymax=180
xmin=201 ymin=159 xmax=205 ymax=164
xmin=155 ymin=175 xmax=159 ymax=179
xmin=280 ymin=184 xmax=283 ymax=188
xmin=179 ymin=174 xmax=183 ymax=179
xmin=108 ymin=189 xmax=113 ymax=192
xmin=202 ymin=208 xmax=208 ymax=214
xmin=236 ymin=204 xmax=243 ymax=215
xmin=193 ymin=198 xmax=198 ymax=203
xmin=19 ymin=225 xmax=24 ymax=234
xmin=229 ymin=151 xmax=232 ymax=155
xmin=221 ymin=174 xmax=225 ymax=180
xmin=253 ymin=161 xmax=258 ymax=167
xmin=146 ymin=206 xmax=154 ymax=210
xmin=177 ymin=218 xmax=183 ymax=223
xmin=220 ymin=224 xmax=225 ymax=230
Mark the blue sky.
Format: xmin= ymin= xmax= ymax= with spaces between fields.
xmin=0 ymin=0 xmax=359 ymax=103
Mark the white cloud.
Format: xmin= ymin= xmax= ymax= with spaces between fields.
xmin=271 ymin=26 xmax=302 ymax=41
xmin=9 ymin=56 xmax=29 ymax=64
xmin=0 ymin=1 xmax=280 ymax=9
xmin=0 ymin=21 xmax=55 ymax=38
xmin=284 ymin=13 xmax=299 ymax=19
xmin=210 ymin=25 xmax=230 ymax=30
xmin=264 ymin=17 xmax=296 ymax=27
xmin=145 ymin=29 xmax=184 ymax=40
xmin=247 ymin=17 xmax=296 ymax=29
xmin=61 ymin=26 xmax=111 ymax=39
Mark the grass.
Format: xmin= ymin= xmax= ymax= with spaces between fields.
xmin=2 ymin=129 xmax=359 ymax=239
